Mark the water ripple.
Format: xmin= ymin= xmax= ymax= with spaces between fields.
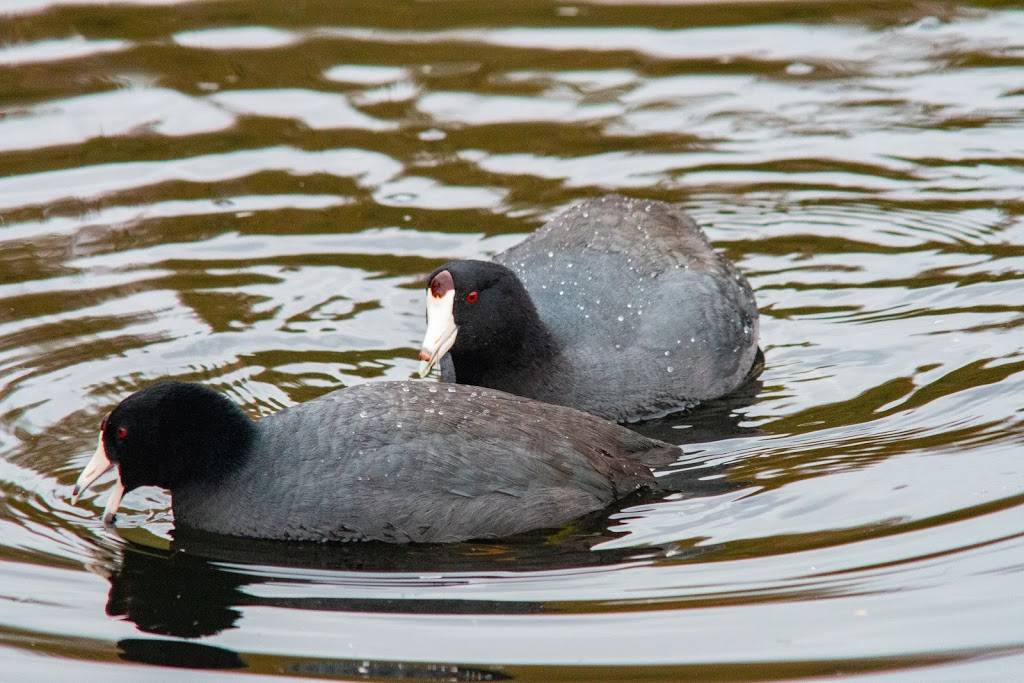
xmin=0 ymin=1 xmax=1022 ymax=679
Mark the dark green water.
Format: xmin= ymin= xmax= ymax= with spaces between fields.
xmin=1 ymin=1 xmax=1023 ymax=679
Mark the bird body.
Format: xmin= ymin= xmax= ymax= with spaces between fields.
xmin=420 ymin=195 xmax=761 ymax=422
xmin=73 ymin=381 xmax=678 ymax=543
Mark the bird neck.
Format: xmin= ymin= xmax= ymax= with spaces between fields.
xmin=450 ymin=315 xmax=560 ymax=391
xmin=164 ymin=400 xmax=256 ymax=492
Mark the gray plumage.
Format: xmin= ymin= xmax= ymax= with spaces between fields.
xmin=442 ymin=195 xmax=760 ymax=422
xmin=170 ymin=381 xmax=679 ymax=543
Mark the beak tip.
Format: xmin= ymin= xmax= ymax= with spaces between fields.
xmin=102 ymin=512 xmax=116 ymax=526
xmin=70 ymin=485 xmax=80 ymax=504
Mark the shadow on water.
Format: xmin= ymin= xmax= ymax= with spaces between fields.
xmin=104 ymin=524 xmax=1018 ymax=681
xmin=102 ymin=495 xmax=716 ymax=639
xmin=117 ymin=636 xmax=514 ymax=680
xmin=105 ymin=637 xmax=1024 ymax=681
xmin=102 ymin=520 xmax=662 ymax=678
xmin=630 ymin=374 xmax=766 ymax=446
xmin=117 ymin=639 xmax=245 ymax=670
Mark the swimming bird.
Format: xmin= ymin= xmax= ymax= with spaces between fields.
xmin=70 ymin=380 xmax=679 ymax=543
xmin=418 ymin=195 xmax=761 ymax=422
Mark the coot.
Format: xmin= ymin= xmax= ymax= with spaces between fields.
xmin=418 ymin=195 xmax=761 ymax=422
xmin=70 ymin=380 xmax=678 ymax=543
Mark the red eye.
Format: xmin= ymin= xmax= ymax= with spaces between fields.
xmin=116 ymin=426 xmax=128 ymax=440
xmin=465 ymin=291 xmax=479 ymax=304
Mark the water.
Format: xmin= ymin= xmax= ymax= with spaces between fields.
xmin=2 ymin=1 xmax=1023 ymax=679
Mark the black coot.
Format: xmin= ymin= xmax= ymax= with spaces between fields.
xmin=70 ymin=380 xmax=678 ymax=543
xmin=418 ymin=195 xmax=762 ymax=422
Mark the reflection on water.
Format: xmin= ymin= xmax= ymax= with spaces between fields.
xmin=1 ymin=0 xmax=1023 ymax=680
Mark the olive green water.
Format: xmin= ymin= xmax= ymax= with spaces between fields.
xmin=1 ymin=1 xmax=1023 ymax=680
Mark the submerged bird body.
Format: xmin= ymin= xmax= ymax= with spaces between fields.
xmin=420 ymin=195 xmax=761 ymax=422
xmin=72 ymin=381 xmax=678 ymax=543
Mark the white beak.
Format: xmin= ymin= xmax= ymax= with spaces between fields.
xmin=417 ymin=288 xmax=457 ymax=377
xmin=71 ymin=433 xmax=124 ymax=525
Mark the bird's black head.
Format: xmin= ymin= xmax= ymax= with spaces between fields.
xmin=72 ymin=381 xmax=254 ymax=522
xmin=417 ymin=260 xmax=553 ymax=379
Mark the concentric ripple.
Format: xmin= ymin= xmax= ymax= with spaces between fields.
xmin=1 ymin=1 xmax=1023 ymax=680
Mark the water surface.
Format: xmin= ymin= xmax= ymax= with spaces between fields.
xmin=1 ymin=1 xmax=1023 ymax=679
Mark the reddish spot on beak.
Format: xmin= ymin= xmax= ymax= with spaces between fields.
xmin=418 ymin=349 xmax=432 ymax=362
xmin=429 ymin=270 xmax=454 ymax=299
